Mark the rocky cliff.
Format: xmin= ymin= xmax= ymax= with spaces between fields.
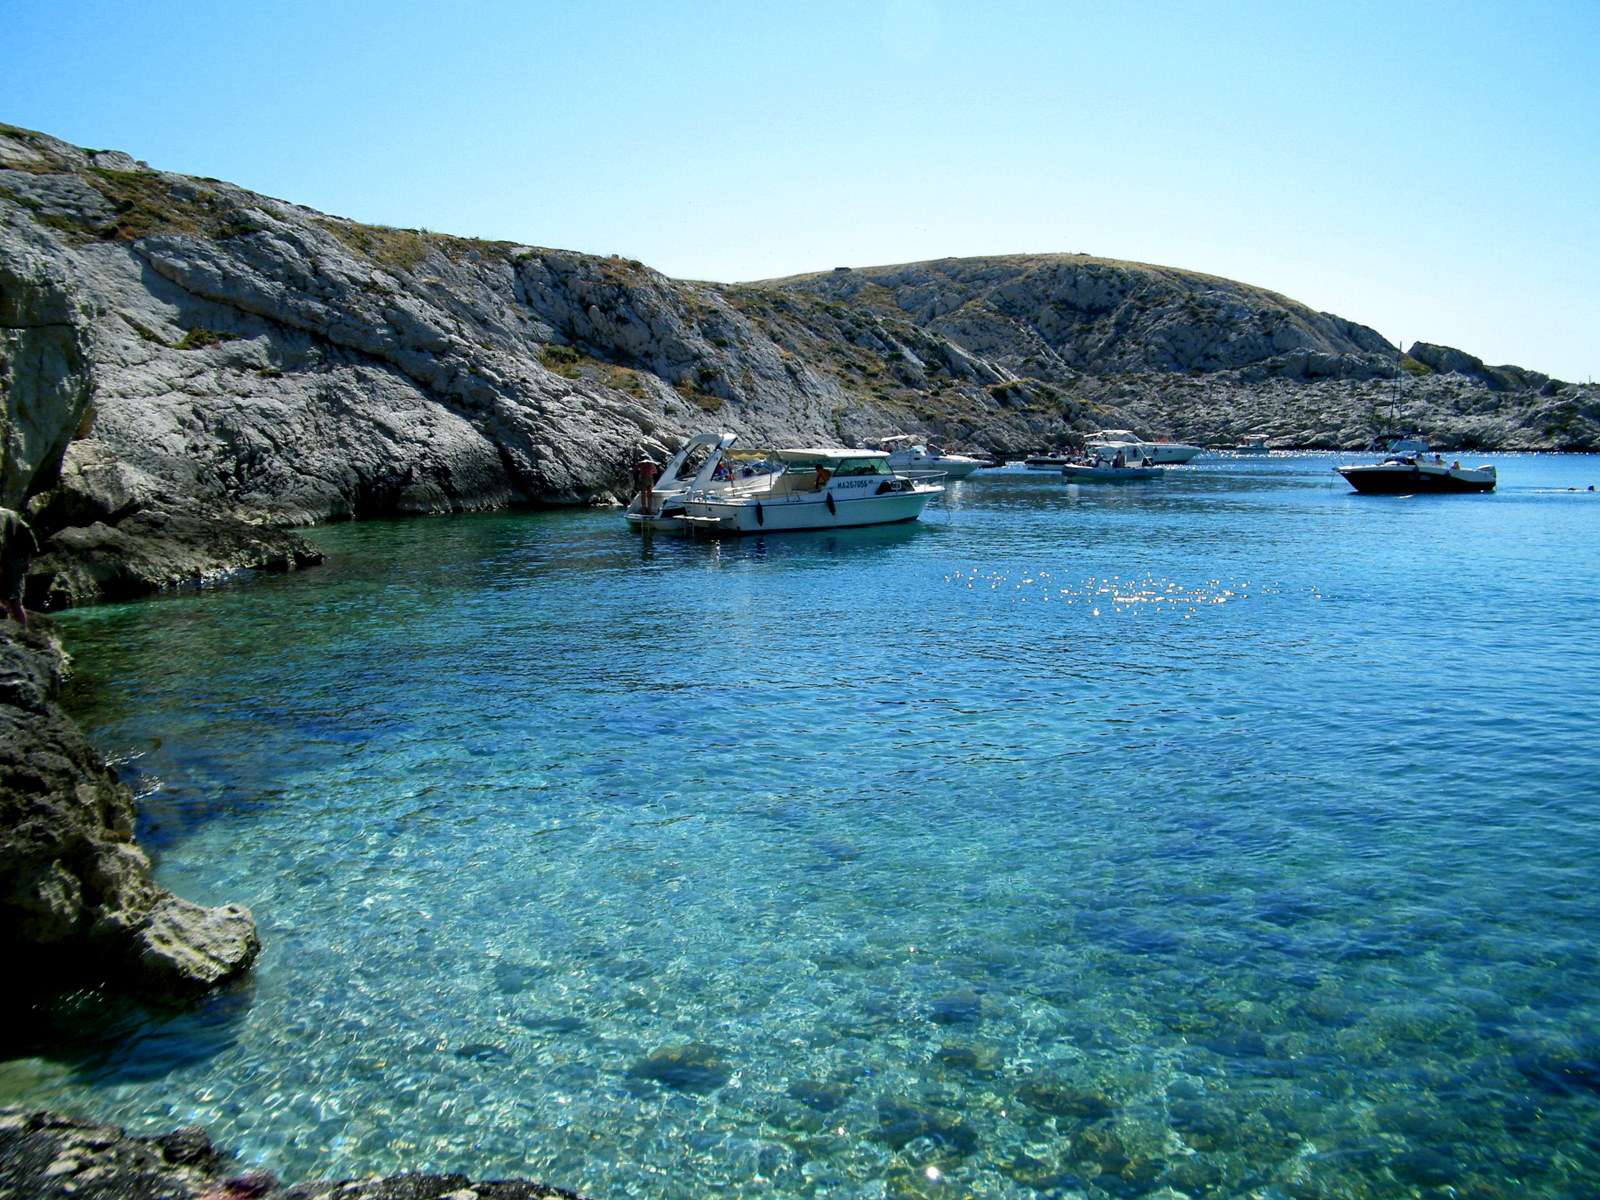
xmin=5 ymin=120 xmax=1595 ymax=608
xmin=750 ymin=258 xmax=1595 ymax=454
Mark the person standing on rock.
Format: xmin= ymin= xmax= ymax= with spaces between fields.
xmin=633 ymin=454 xmax=660 ymax=514
xmin=0 ymin=508 xmax=39 ymax=628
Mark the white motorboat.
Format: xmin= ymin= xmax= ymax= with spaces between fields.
xmin=1368 ymin=431 xmax=1431 ymax=455
xmin=625 ymin=431 xmax=781 ymax=532
xmin=1086 ymin=429 xmax=1204 ymax=464
xmin=1061 ymin=461 xmax=1165 ymax=483
xmin=679 ymin=448 xmax=943 ymax=534
xmin=871 ymin=435 xmax=987 ymax=480
xmin=1230 ymin=435 xmax=1272 ymax=455
xmin=644 ymin=444 xmax=942 ymax=535
xmin=1336 ymin=453 xmax=1496 ymax=495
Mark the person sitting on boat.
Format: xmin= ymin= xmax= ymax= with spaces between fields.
xmin=1140 ymin=455 xmax=1153 ymax=468
xmin=1112 ymin=450 xmax=1127 ymax=468
xmin=814 ymin=464 xmax=832 ymax=489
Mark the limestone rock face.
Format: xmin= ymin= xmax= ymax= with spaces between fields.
xmin=2 ymin=116 xmax=1597 ymax=612
xmin=0 ymin=622 xmax=259 ymax=998
xmin=767 ymin=255 xmax=1398 ymax=379
xmin=0 ymin=204 xmax=99 ymax=509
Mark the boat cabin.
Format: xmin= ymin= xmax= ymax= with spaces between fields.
xmin=766 ymin=449 xmax=896 ymax=492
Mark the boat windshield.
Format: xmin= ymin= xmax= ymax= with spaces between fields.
xmin=778 ymin=453 xmax=894 ymax=477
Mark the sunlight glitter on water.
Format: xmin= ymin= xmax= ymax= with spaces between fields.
xmin=11 ymin=454 xmax=1600 ymax=1200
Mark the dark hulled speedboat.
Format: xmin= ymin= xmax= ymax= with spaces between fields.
xmin=1336 ymin=454 xmax=1496 ymax=494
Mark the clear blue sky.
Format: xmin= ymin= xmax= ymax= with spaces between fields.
xmin=4 ymin=0 xmax=1596 ymax=380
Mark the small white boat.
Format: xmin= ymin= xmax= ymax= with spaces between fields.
xmin=1368 ymin=431 xmax=1431 ymax=455
xmin=1336 ymin=453 xmax=1496 ymax=494
xmin=871 ymin=435 xmax=987 ymax=480
xmin=1061 ymin=461 xmax=1165 ymax=483
xmin=1230 ymin=435 xmax=1272 ymax=455
xmin=1086 ymin=429 xmax=1203 ymax=464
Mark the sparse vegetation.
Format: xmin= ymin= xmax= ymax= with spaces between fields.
xmin=173 ymin=329 xmax=238 ymax=351
xmin=317 ymin=221 xmax=434 ymax=272
xmin=604 ymin=366 xmax=645 ymax=397
xmin=540 ymin=344 xmax=583 ymax=378
xmin=674 ymin=382 xmax=724 ymax=412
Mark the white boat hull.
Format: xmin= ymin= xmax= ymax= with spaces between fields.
xmin=680 ymin=483 xmax=937 ymax=534
xmin=1138 ymin=442 xmax=1203 ymax=464
xmin=1085 ymin=430 xmax=1203 ymax=464
xmin=886 ymin=452 xmax=984 ymax=479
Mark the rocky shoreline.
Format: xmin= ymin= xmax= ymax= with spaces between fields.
xmin=0 ymin=1107 xmax=588 ymax=1199
xmin=0 ymin=621 xmax=258 ymax=1003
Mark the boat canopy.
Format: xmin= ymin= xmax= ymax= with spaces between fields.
xmin=769 ymin=448 xmax=896 ymax=476
xmin=773 ymin=448 xmax=891 ymax=462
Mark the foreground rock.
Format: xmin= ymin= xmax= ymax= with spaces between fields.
xmin=0 ymin=622 xmax=259 ymax=999
xmin=0 ymin=1108 xmax=587 ymax=1200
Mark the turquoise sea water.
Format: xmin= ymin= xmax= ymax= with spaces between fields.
xmin=7 ymin=452 xmax=1600 ymax=1200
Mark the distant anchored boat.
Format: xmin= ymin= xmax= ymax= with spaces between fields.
xmin=870 ymin=435 xmax=987 ymax=480
xmin=1337 ymin=453 xmax=1496 ymax=494
xmin=1086 ymin=429 xmax=1203 ymax=464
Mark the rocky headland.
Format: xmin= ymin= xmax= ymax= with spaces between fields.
xmin=3 ymin=118 xmax=1595 ymax=608
xmin=2 ymin=118 xmax=1597 ymax=1194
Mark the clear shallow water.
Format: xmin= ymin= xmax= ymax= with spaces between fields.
xmin=8 ymin=452 xmax=1600 ymax=1200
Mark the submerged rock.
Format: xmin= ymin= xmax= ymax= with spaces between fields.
xmin=930 ymin=1042 xmax=1004 ymax=1077
xmin=928 ymin=986 xmax=987 ymax=1025
xmin=453 ymin=1042 xmax=514 ymax=1064
xmin=874 ymin=1098 xmax=979 ymax=1155
xmin=1013 ymin=1077 xmax=1121 ymax=1122
xmin=628 ymin=1042 xmax=735 ymax=1092
xmin=787 ymin=1078 xmax=852 ymax=1112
